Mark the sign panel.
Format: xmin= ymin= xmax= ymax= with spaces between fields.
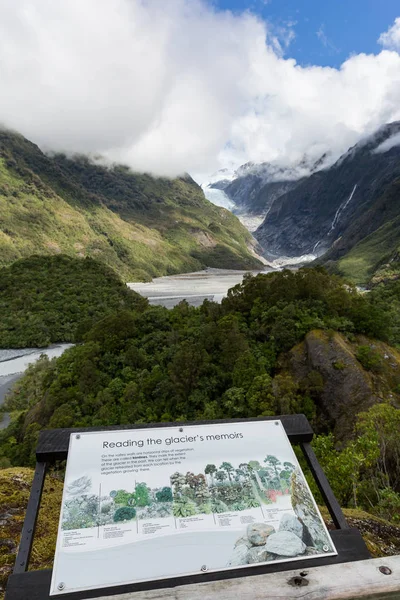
xmin=50 ymin=421 xmax=336 ymax=595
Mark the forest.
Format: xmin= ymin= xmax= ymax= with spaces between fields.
xmin=0 ymin=254 xmax=147 ymax=347
xmin=0 ymin=264 xmax=399 ymax=524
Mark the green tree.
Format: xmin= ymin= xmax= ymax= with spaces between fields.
xmin=205 ymin=464 xmax=217 ymax=484
xmin=220 ymin=462 xmax=234 ymax=483
xmin=215 ymin=470 xmax=227 ymax=484
xmin=135 ymin=483 xmax=151 ymax=507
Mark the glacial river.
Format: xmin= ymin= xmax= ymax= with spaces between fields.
xmin=0 ymin=344 xmax=73 ymax=429
xmin=128 ymin=268 xmax=270 ymax=308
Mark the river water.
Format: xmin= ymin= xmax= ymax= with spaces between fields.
xmin=0 ymin=344 xmax=74 ymax=429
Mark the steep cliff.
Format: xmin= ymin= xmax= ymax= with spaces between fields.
xmin=255 ymin=122 xmax=400 ymax=261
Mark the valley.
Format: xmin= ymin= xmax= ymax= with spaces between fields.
xmin=204 ymin=121 xmax=400 ymax=285
xmin=1 ymin=122 xmax=400 ymax=595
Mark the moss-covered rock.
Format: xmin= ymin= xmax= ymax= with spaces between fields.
xmin=284 ymin=329 xmax=400 ymax=440
xmin=320 ymin=507 xmax=400 ymax=558
xmin=0 ymin=468 xmax=62 ymax=599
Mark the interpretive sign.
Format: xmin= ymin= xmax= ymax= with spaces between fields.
xmin=50 ymin=421 xmax=336 ymax=595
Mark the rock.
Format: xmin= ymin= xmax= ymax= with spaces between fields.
xmin=247 ymin=523 xmax=275 ymax=546
xmin=226 ymin=544 xmax=249 ymax=567
xmin=279 ymin=513 xmax=303 ymax=538
xmin=304 ymin=546 xmax=320 ymax=556
xmin=265 ymin=531 xmax=306 ymax=557
xmin=234 ymin=535 xmax=251 ymax=549
xmin=246 ymin=546 xmax=275 ymax=564
xmin=291 ymin=469 xmax=333 ymax=552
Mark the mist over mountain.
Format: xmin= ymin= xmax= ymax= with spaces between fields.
xmin=249 ymin=121 xmax=400 ymax=282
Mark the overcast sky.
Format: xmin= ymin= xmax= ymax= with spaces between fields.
xmin=1 ymin=0 xmax=400 ymax=179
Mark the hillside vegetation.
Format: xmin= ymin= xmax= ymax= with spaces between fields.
xmin=0 ymin=130 xmax=261 ymax=281
xmin=1 ymin=268 xmax=399 ymax=525
xmin=0 ymin=255 xmax=147 ymax=348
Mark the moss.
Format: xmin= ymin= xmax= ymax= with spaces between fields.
xmin=320 ymin=506 xmax=400 ymax=558
xmin=0 ymin=468 xmax=63 ymax=599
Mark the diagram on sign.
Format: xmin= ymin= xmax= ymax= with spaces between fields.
xmin=51 ymin=421 xmax=336 ymax=595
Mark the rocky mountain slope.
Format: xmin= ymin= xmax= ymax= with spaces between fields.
xmin=206 ymin=155 xmax=330 ymax=216
xmin=0 ymin=130 xmax=262 ymax=281
xmin=281 ymin=329 xmax=400 ymax=441
xmin=254 ymin=122 xmax=400 ymax=267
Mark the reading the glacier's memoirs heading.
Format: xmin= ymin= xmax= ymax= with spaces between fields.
xmin=50 ymin=421 xmax=336 ymax=595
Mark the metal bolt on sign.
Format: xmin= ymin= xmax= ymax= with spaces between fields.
xmin=57 ymin=582 xmax=65 ymax=591
xmin=200 ymin=565 xmax=208 ymax=572
xmin=379 ymin=566 xmax=392 ymax=575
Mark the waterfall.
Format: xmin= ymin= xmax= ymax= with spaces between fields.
xmin=312 ymin=240 xmax=322 ymax=254
xmin=328 ymin=184 xmax=357 ymax=234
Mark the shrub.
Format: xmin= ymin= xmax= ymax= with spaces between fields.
xmin=356 ymin=346 xmax=383 ymax=372
xmin=155 ymin=487 xmax=173 ymax=503
xmin=172 ymin=497 xmax=197 ymax=517
xmin=198 ymin=503 xmax=212 ymax=514
xmin=113 ymin=506 xmax=136 ymax=522
xmin=210 ymin=499 xmax=229 ymax=513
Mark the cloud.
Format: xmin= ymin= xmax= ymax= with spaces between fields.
xmin=0 ymin=2 xmax=400 ymax=177
xmin=316 ymin=24 xmax=339 ymax=53
xmin=374 ymin=131 xmax=400 ymax=153
xmin=316 ymin=25 xmax=329 ymax=47
xmin=379 ymin=17 xmax=400 ymax=52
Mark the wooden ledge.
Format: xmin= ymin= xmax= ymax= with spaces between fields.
xmin=92 ymin=555 xmax=400 ymax=600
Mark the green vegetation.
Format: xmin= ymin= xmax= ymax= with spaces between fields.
xmin=337 ymin=215 xmax=400 ymax=285
xmin=312 ymin=403 xmax=400 ymax=522
xmin=0 ymin=468 xmax=63 ymax=598
xmin=326 ymin=177 xmax=400 ymax=286
xmin=0 ymin=254 xmax=147 ymax=347
xmin=113 ymin=506 xmax=136 ymax=522
xmin=0 ymin=267 xmax=399 ymax=527
xmin=0 ymin=130 xmax=261 ymax=281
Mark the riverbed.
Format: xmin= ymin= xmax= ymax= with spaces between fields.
xmin=128 ymin=267 xmax=272 ymax=308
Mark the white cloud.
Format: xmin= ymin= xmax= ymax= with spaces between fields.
xmin=374 ymin=131 xmax=400 ymax=153
xmin=0 ymin=2 xmax=400 ymax=177
xmin=379 ymin=17 xmax=400 ymax=52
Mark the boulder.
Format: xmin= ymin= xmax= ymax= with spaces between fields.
xmin=247 ymin=523 xmax=275 ymax=546
xmin=226 ymin=544 xmax=249 ymax=567
xmin=246 ymin=546 xmax=275 ymax=564
xmin=265 ymin=531 xmax=306 ymax=557
xmin=279 ymin=513 xmax=303 ymax=538
xmin=305 ymin=546 xmax=321 ymax=556
xmin=234 ymin=535 xmax=252 ymax=549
